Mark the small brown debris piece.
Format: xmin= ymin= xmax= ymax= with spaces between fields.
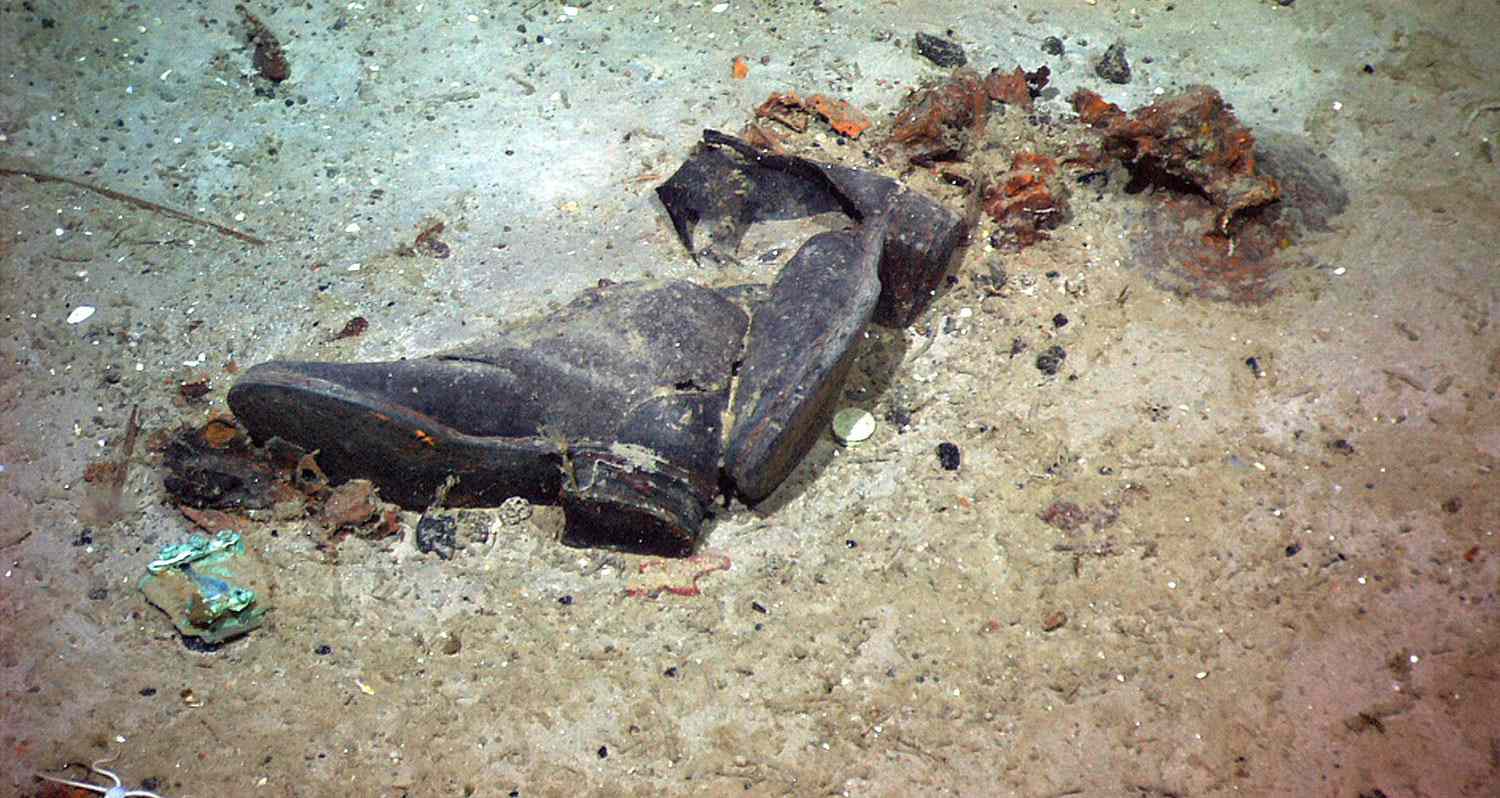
xmin=1041 ymin=610 xmax=1068 ymax=632
xmin=625 ymin=552 xmax=732 ymax=598
xmin=756 ymin=91 xmax=810 ymax=132
xmin=200 ymin=414 xmax=245 ymax=448
xmin=1070 ymin=85 xmax=1280 ymax=232
xmin=411 ymin=221 xmax=451 ymax=258
xmin=236 ymin=5 xmax=289 ymax=83
xmin=983 ymin=66 xmax=1034 ymax=109
xmin=1039 ymin=500 xmax=1090 ymax=532
xmin=333 ymin=316 xmax=369 ymax=340
xmin=179 ymin=376 xmax=212 ymax=400
xmin=755 ymin=91 xmax=871 ymax=138
xmin=320 ymin=479 xmax=382 ymax=529
xmin=731 ymin=55 xmax=749 ymax=80
xmin=739 ymin=123 xmax=787 ymax=154
xmin=374 ymin=508 xmax=403 ymax=538
xmin=1039 ymin=491 xmax=1138 ymax=534
xmin=984 ymin=151 xmax=1068 ymax=251
xmin=889 ymin=69 xmax=991 ymax=146
xmin=293 ymin=452 xmax=329 ymax=495
xmin=180 ymin=505 xmax=252 ymax=535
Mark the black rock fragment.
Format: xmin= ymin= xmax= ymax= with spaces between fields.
xmin=415 ymin=513 xmax=458 ymax=559
xmin=1095 ymin=41 xmax=1132 ymax=84
xmin=936 ymin=442 xmax=961 ymax=471
xmin=914 ymin=32 xmax=967 ymax=67
xmin=1042 ymin=36 xmax=1065 ymax=56
xmin=1036 ymin=345 xmax=1067 ymax=375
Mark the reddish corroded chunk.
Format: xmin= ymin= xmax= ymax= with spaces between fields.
xmin=983 ymin=66 xmax=1035 ymax=109
xmin=889 ymin=66 xmax=1047 ymax=147
xmin=984 ymin=151 xmax=1068 ymax=250
xmin=1071 ymin=85 xmax=1280 ymax=231
xmin=755 ymin=91 xmax=871 ymax=138
xmin=806 ymin=94 xmax=871 ymax=138
xmin=890 ymin=69 xmax=991 ymax=144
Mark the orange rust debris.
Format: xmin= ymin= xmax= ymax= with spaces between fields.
xmin=201 ymin=414 xmax=245 ymax=448
xmin=806 ymin=94 xmax=870 ymax=137
xmin=984 ymin=151 xmax=1068 ymax=251
xmin=180 ymin=505 xmax=252 ymax=534
xmin=889 ymin=66 xmax=1047 ymax=146
xmin=754 ymin=91 xmax=871 ymax=138
xmin=1070 ymin=85 xmax=1280 ymax=232
xmin=731 ymin=55 xmax=749 ymax=80
xmin=983 ymin=66 xmax=1034 ymax=108
xmin=890 ymin=69 xmax=991 ymax=145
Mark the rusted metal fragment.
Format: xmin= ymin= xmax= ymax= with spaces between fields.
xmin=1124 ymin=134 xmax=1348 ymax=304
xmin=1072 ymin=85 xmax=1280 ymax=232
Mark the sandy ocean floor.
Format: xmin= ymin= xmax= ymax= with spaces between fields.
xmin=2 ymin=1 xmax=1497 ymax=795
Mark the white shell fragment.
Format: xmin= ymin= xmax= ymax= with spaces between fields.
xmin=832 ymin=408 xmax=876 ymax=445
xmin=66 ymin=306 xmax=96 ymax=324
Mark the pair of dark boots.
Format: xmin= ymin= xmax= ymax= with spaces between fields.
xmin=228 ymin=132 xmax=965 ymax=554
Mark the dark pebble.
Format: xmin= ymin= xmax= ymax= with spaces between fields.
xmin=140 ymin=687 xmax=157 ymax=697
xmin=1041 ymin=36 xmax=1064 ymax=56
xmin=914 ymin=32 xmax=967 ymax=67
xmin=87 ymin=587 xmax=108 ymax=601
xmin=1036 ymin=345 xmax=1067 ymax=375
xmin=1078 ymin=170 xmax=1109 ymax=188
xmin=1442 ymin=497 xmax=1463 ymax=514
xmin=663 ymin=666 xmax=679 ymax=678
xmin=415 ymin=513 xmax=458 ymax=560
xmin=314 ymin=644 xmax=333 ymax=656
xmin=1052 ymin=313 xmax=1069 ymax=328
xmin=937 ymin=442 xmax=961 ymax=471
xmin=1095 ymin=41 xmax=1132 ymax=84
xmin=845 ymin=539 xmax=858 ymax=549
xmin=1285 ymin=543 xmax=1302 ymax=557
xmin=558 ymin=594 xmax=574 ymax=606
xmin=751 ymin=601 xmax=768 ymax=614
xmin=1245 ymin=356 xmax=1265 ymax=377
xmin=597 ymin=745 xmax=609 ymax=759
xmin=986 ymin=261 xmax=1008 ymax=291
